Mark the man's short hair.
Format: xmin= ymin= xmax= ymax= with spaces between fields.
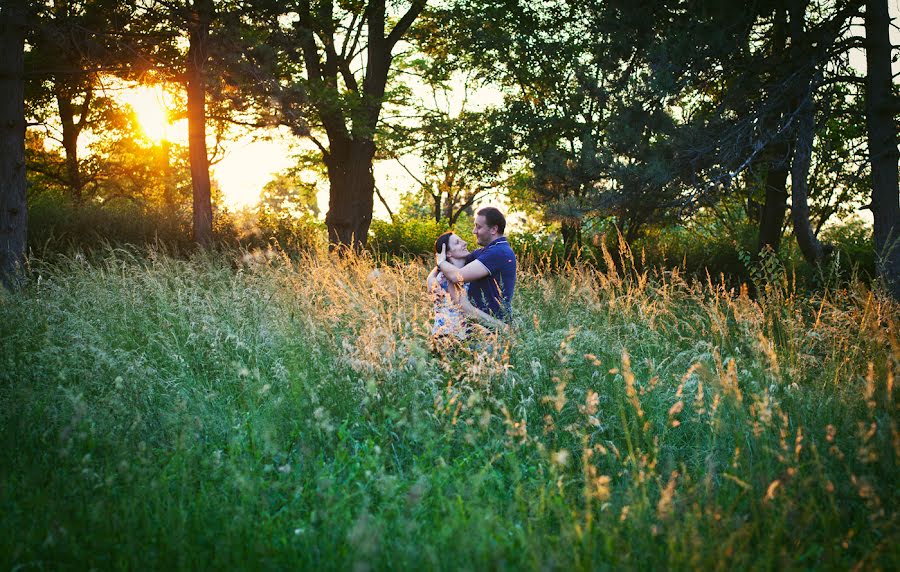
xmin=477 ymin=207 xmax=506 ymax=235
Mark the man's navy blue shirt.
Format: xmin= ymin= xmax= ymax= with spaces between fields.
xmin=465 ymin=237 xmax=516 ymax=318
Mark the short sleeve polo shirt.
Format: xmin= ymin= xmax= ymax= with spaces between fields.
xmin=465 ymin=237 xmax=517 ymax=318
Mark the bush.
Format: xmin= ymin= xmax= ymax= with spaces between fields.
xmin=368 ymin=217 xmax=449 ymax=259
xmin=820 ymin=216 xmax=875 ymax=279
xmin=27 ymin=190 xmax=194 ymax=256
xmin=244 ymin=210 xmax=327 ymax=254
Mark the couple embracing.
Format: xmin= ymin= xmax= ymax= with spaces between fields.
xmin=427 ymin=207 xmax=516 ymax=345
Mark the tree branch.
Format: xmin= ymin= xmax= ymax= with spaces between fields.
xmin=385 ymin=0 xmax=427 ymax=50
xmin=374 ymin=184 xmax=395 ymax=222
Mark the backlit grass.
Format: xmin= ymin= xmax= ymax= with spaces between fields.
xmin=1 ymin=243 xmax=897 ymax=570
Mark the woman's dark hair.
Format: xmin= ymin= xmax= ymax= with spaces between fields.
xmin=434 ymin=231 xmax=454 ymax=254
xmin=477 ymin=206 xmax=506 ymax=234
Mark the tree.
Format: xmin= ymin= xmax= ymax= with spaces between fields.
xmin=25 ymin=0 xmax=137 ymax=204
xmin=415 ymin=0 xmax=633 ymax=249
xmin=0 ymin=0 xmax=28 ymax=289
xmin=135 ymin=0 xmax=259 ymax=246
xmin=270 ymin=0 xmax=427 ymax=249
xmin=185 ymin=0 xmax=214 ymax=246
xmin=864 ymin=0 xmax=900 ymax=299
xmin=394 ymin=79 xmax=511 ymax=226
xmin=259 ymin=164 xmax=320 ymax=217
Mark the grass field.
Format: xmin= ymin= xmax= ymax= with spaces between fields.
xmin=1 ymin=243 xmax=897 ymax=570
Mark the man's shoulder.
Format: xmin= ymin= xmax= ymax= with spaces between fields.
xmin=489 ymin=238 xmax=516 ymax=260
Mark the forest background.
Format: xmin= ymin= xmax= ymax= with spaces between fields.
xmin=0 ymin=0 xmax=897 ymax=294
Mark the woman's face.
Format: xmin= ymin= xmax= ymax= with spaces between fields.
xmin=447 ymin=233 xmax=469 ymax=259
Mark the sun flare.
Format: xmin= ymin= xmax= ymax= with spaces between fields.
xmin=124 ymin=85 xmax=171 ymax=143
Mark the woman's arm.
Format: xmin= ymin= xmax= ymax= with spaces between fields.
xmin=447 ymin=283 xmax=508 ymax=330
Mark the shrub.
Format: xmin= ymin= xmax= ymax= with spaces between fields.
xmin=246 ymin=210 xmax=327 ymax=254
xmin=368 ymin=217 xmax=449 ymax=258
xmin=27 ymin=190 xmax=193 ymax=256
xmin=820 ymin=216 xmax=875 ymax=279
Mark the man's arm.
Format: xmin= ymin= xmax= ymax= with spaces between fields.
xmin=438 ymin=259 xmax=489 ymax=284
xmin=435 ymin=244 xmax=489 ymax=284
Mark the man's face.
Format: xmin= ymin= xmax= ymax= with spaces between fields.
xmin=473 ymin=215 xmax=495 ymax=247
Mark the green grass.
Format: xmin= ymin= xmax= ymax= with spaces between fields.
xmin=1 ymin=244 xmax=897 ymax=570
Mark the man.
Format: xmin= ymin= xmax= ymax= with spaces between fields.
xmin=436 ymin=206 xmax=517 ymax=320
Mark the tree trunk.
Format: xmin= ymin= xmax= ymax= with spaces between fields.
xmin=757 ymin=6 xmax=790 ymax=254
xmin=865 ymin=0 xmax=900 ymax=299
xmin=324 ymin=139 xmax=376 ymax=249
xmin=186 ymin=0 xmax=213 ymax=247
xmin=787 ymin=0 xmax=827 ymax=265
xmin=442 ymin=190 xmax=454 ymax=222
xmin=0 ymin=0 xmax=27 ymax=289
xmin=54 ymin=81 xmax=91 ymax=203
xmin=757 ymin=162 xmax=790 ymax=252
xmin=432 ymin=190 xmax=441 ymax=223
xmin=791 ymin=89 xmax=826 ymax=264
xmin=295 ymin=0 xmax=425 ymax=250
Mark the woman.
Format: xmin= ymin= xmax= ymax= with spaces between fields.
xmin=427 ymin=232 xmax=506 ymax=343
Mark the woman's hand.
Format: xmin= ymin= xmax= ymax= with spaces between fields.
xmin=436 ymin=243 xmax=448 ymax=266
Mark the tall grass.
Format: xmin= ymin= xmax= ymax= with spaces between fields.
xmin=1 ymin=242 xmax=896 ymax=570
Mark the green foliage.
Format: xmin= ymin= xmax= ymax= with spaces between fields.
xmin=26 ymin=189 xmax=193 ymax=255
xmin=24 ymin=190 xmax=328 ymax=257
xmin=250 ymin=210 xmax=326 ymax=254
xmin=820 ymin=217 xmax=875 ymax=275
xmin=368 ymin=216 xmax=449 ymax=258
xmin=259 ymin=168 xmax=320 ymax=217
xmin=1 ymin=247 xmax=896 ymax=569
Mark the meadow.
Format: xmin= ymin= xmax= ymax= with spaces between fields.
xmin=1 ymin=242 xmax=897 ymax=570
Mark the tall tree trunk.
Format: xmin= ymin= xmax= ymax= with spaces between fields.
xmin=791 ymin=89 xmax=826 ymax=264
xmin=324 ymin=139 xmax=376 ymax=248
xmin=54 ymin=81 xmax=91 ymax=203
xmin=758 ymin=162 xmax=791 ymax=252
xmin=787 ymin=0 xmax=827 ymax=265
xmin=0 ymin=0 xmax=27 ymax=289
xmin=186 ymin=0 xmax=213 ymax=247
xmin=296 ymin=0 xmax=425 ymax=250
xmin=442 ymin=189 xmax=454 ymax=222
xmin=430 ymin=189 xmax=441 ymax=223
xmin=757 ymin=6 xmax=791 ymax=254
xmin=865 ymin=0 xmax=900 ymax=299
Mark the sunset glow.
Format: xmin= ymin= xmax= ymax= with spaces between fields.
xmin=123 ymin=85 xmax=172 ymax=143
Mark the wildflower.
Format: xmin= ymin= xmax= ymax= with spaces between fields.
xmin=591 ymin=475 xmax=612 ymax=501
xmin=764 ymin=479 xmax=781 ymax=502
xmin=552 ymin=449 xmax=570 ymax=467
xmin=621 ymin=349 xmax=644 ymax=419
xmin=794 ymin=427 xmax=804 ymax=458
xmin=865 ymin=362 xmax=876 ymax=409
xmin=667 ymin=400 xmax=684 ymax=427
xmin=657 ymin=471 xmax=679 ymax=519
